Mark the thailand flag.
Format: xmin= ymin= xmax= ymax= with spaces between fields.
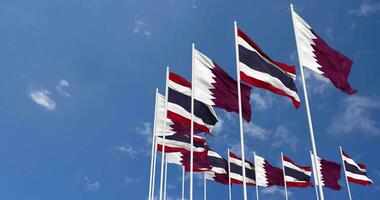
xmin=282 ymin=155 xmax=312 ymax=187
xmin=236 ymin=27 xmax=300 ymax=108
xmin=342 ymin=150 xmax=373 ymax=185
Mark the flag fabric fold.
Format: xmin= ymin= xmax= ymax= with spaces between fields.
xmin=167 ymin=72 xmax=218 ymax=134
xmin=193 ymin=48 xmax=252 ymax=122
xmin=254 ymin=154 xmax=284 ymax=187
xmin=236 ymin=28 xmax=300 ymax=108
xmin=311 ymin=154 xmax=341 ymax=190
xmin=283 ymin=155 xmax=312 ymax=187
xmin=157 ymin=134 xmax=207 ymax=153
xmin=342 ymin=150 xmax=373 ymax=185
xmin=291 ymin=8 xmax=357 ymax=94
xmin=166 ymin=150 xmax=211 ymax=172
xmin=228 ymin=152 xmax=256 ymax=185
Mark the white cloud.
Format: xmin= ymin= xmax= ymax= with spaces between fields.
xmin=133 ymin=19 xmax=152 ymax=37
xmin=124 ymin=177 xmax=141 ymax=184
xmin=328 ymin=96 xmax=380 ymax=135
xmin=262 ymin=186 xmax=292 ymax=197
xmin=29 ymin=88 xmax=56 ymax=111
xmin=350 ymin=1 xmax=380 ymax=16
xmin=212 ymin=118 xmax=224 ymax=135
xmin=114 ymin=143 xmax=138 ymax=158
xmin=250 ymin=92 xmax=274 ymax=111
xmin=83 ymin=176 xmax=100 ymax=191
xmin=272 ymin=126 xmax=298 ymax=152
xmin=302 ymin=68 xmax=330 ymax=94
xmin=244 ymin=122 xmax=269 ymax=140
xmin=136 ymin=122 xmax=153 ymax=143
xmin=191 ymin=0 xmax=197 ymax=9
xmin=56 ymin=79 xmax=71 ymax=97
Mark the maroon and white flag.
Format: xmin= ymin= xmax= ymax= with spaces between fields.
xmin=254 ymin=154 xmax=284 ymax=187
xmin=193 ymin=48 xmax=252 ymax=122
xmin=292 ymin=8 xmax=357 ymax=94
xmin=311 ymin=154 xmax=342 ymax=190
xmin=166 ymin=149 xmax=211 ymax=172
xmin=342 ymin=150 xmax=373 ymax=186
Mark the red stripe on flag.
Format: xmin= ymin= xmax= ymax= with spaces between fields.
xmin=240 ymin=72 xmax=300 ymax=109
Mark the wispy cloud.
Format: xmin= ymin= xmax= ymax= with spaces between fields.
xmin=302 ymin=69 xmax=330 ymax=94
xmin=56 ymin=79 xmax=71 ymax=97
xmin=262 ymin=186 xmax=292 ymax=197
xmin=272 ymin=126 xmax=299 ymax=152
xmin=83 ymin=176 xmax=100 ymax=191
xmin=136 ymin=122 xmax=153 ymax=143
xmin=29 ymin=88 xmax=56 ymax=111
xmin=114 ymin=143 xmax=138 ymax=158
xmin=244 ymin=122 xmax=269 ymax=140
xmin=350 ymin=1 xmax=380 ymax=16
xmin=328 ymin=96 xmax=380 ymax=135
xmin=133 ymin=19 xmax=152 ymax=37
xmin=250 ymin=92 xmax=274 ymax=111
xmin=124 ymin=177 xmax=141 ymax=184
xmin=324 ymin=27 xmax=333 ymax=39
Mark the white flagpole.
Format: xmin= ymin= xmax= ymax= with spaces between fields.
xmin=204 ymin=173 xmax=207 ymax=200
xmin=254 ymin=152 xmax=259 ymax=200
xmin=159 ymin=67 xmax=170 ymax=200
xmin=152 ymin=120 xmax=159 ymax=200
xmin=228 ymin=148 xmax=232 ymax=200
xmin=190 ymin=43 xmax=195 ymax=200
xmin=149 ymin=88 xmax=159 ymax=200
xmin=233 ymin=20 xmax=248 ymax=200
xmin=164 ymin=156 xmax=168 ymax=200
xmin=281 ymin=152 xmax=289 ymax=200
xmin=290 ymin=4 xmax=324 ymax=200
xmin=310 ymin=151 xmax=320 ymax=200
xmin=340 ymin=146 xmax=353 ymax=200
xmin=182 ymin=166 xmax=185 ymax=200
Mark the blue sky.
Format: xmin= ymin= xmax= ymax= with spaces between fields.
xmin=0 ymin=0 xmax=379 ymax=199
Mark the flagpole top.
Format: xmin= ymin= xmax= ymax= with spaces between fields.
xmin=290 ymin=4 xmax=294 ymax=10
xmin=156 ymin=88 xmax=159 ymax=93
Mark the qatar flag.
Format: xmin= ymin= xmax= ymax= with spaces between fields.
xmin=291 ymin=7 xmax=357 ymax=94
xmin=193 ymin=48 xmax=252 ymax=122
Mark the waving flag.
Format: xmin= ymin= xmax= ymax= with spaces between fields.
xmin=205 ymin=148 xmax=229 ymax=185
xmin=341 ymin=150 xmax=373 ymax=185
xmin=168 ymin=72 xmax=218 ymax=134
xmin=166 ymin=150 xmax=211 ymax=172
xmin=157 ymin=134 xmax=206 ymax=153
xmin=311 ymin=154 xmax=341 ymax=190
xmin=193 ymin=48 xmax=252 ymax=122
xmin=254 ymin=154 xmax=284 ymax=187
xmin=291 ymin=8 xmax=357 ymax=94
xmin=228 ymin=152 xmax=256 ymax=185
xmin=236 ymin=28 xmax=300 ymax=108
xmin=282 ymin=155 xmax=312 ymax=187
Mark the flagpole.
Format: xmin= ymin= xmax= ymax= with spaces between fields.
xmin=227 ymin=148 xmax=232 ymax=200
xmin=290 ymin=4 xmax=324 ymax=200
xmin=204 ymin=173 xmax=207 ymax=200
xmin=340 ymin=146 xmax=353 ymax=200
xmin=149 ymin=88 xmax=159 ymax=200
xmin=281 ymin=152 xmax=289 ymax=200
xmin=182 ymin=166 xmax=185 ymax=200
xmin=159 ymin=67 xmax=170 ymax=200
xmin=254 ymin=152 xmax=259 ymax=200
xmin=310 ymin=151 xmax=320 ymax=200
xmin=152 ymin=120 xmax=159 ymax=200
xmin=190 ymin=43 xmax=195 ymax=200
xmin=164 ymin=156 xmax=168 ymax=200
xmin=234 ymin=20 xmax=248 ymax=200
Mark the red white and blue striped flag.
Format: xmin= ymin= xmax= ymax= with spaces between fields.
xmin=236 ymin=28 xmax=300 ymax=108
xmin=342 ymin=150 xmax=373 ymax=186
